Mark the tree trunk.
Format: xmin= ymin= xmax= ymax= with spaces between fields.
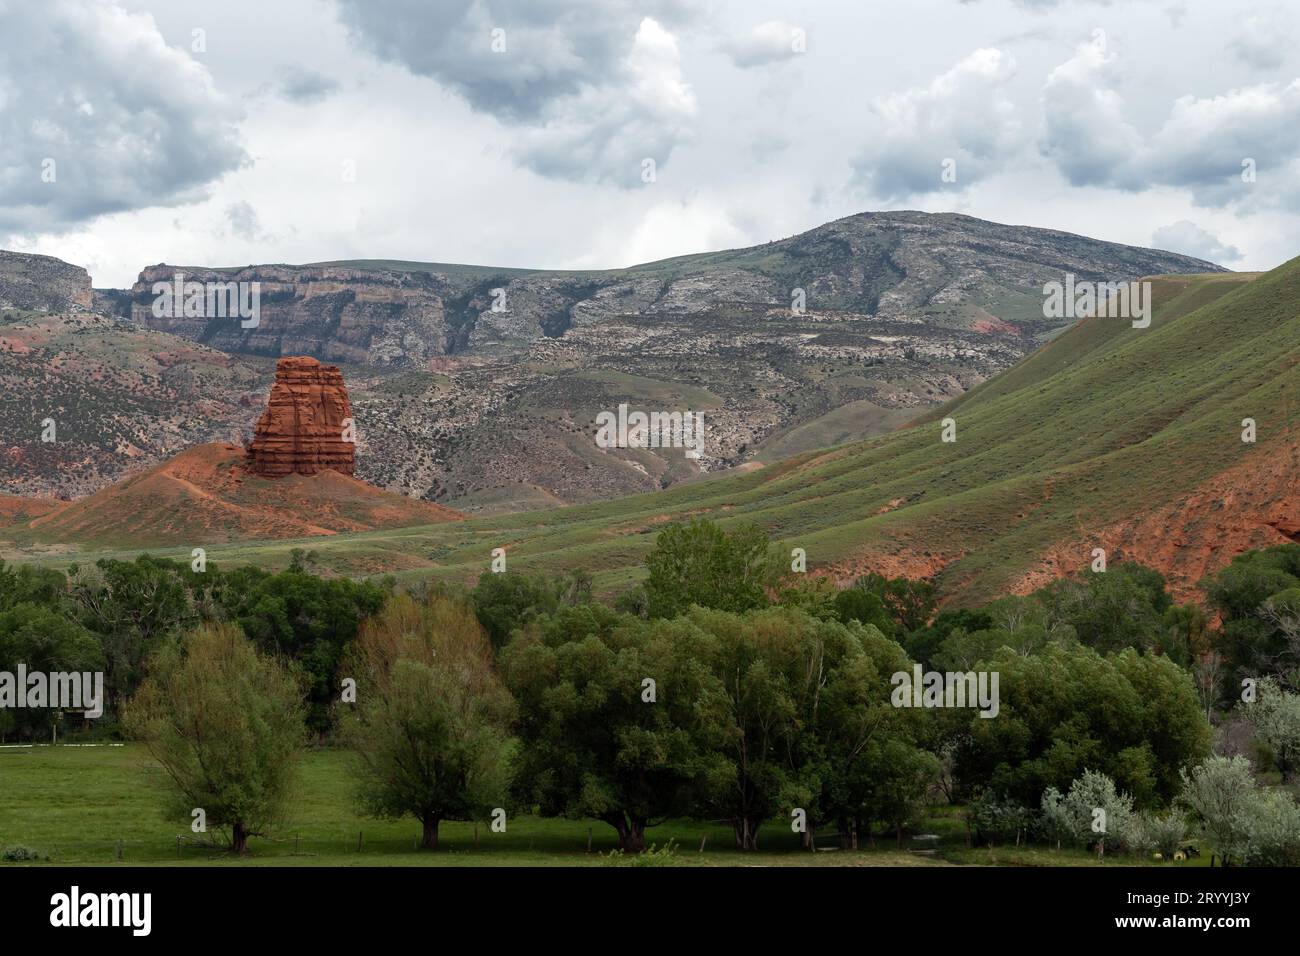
xmin=606 ymin=813 xmax=646 ymax=853
xmin=421 ymin=813 xmax=441 ymax=850
xmin=732 ymin=816 xmax=761 ymax=850
xmin=231 ymin=822 xmax=249 ymax=855
xmin=837 ymin=818 xmax=853 ymax=850
xmin=619 ymin=821 xmax=646 ymax=853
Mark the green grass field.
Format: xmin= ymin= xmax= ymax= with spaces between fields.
xmin=0 ymin=744 xmax=1195 ymax=868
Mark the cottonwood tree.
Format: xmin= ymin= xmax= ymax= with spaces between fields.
xmin=958 ymin=644 xmax=1210 ymax=807
xmin=217 ymin=564 xmax=386 ymax=733
xmin=124 ymin=623 xmax=305 ymax=854
xmin=789 ymin=619 xmax=936 ymax=847
xmin=69 ymin=556 xmax=198 ymax=713
xmin=501 ymin=604 xmax=729 ymax=852
xmin=684 ymin=606 xmax=929 ymax=850
xmin=643 ymin=518 xmax=781 ymax=619
xmin=340 ymin=592 xmax=515 ymax=850
xmin=1204 ymin=545 xmax=1300 ymax=691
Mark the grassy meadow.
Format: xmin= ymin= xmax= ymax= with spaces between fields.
xmin=0 ymin=743 xmax=1198 ymax=868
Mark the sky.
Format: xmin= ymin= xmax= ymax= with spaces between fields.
xmin=2 ymin=0 xmax=1299 ymax=288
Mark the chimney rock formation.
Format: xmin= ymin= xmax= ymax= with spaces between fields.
xmin=245 ymin=356 xmax=356 ymax=477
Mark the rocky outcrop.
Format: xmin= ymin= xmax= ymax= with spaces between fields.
xmin=129 ymin=264 xmax=452 ymax=366
xmin=0 ymin=251 xmax=92 ymax=313
xmin=245 ymin=356 xmax=356 ymax=477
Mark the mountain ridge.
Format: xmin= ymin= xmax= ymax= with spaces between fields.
xmin=2 ymin=211 xmax=1231 ymax=513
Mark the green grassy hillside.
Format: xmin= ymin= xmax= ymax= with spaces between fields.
xmin=9 ymin=262 xmax=1297 ymax=606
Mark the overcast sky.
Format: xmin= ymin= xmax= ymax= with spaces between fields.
xmin=2 ymin=0 xmax=1299 ymax=287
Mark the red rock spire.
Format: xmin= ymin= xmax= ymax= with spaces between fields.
xmin=245 ymin=356 xmax=355 ymax=477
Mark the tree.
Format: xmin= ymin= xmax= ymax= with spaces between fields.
xmin=968 ymin=790 xmax=1033 ymax=847
xmin=863 ymin=738 xmax=941 ymax=847
xmin=470 ymin=572 xmax=560 ymax=649
xmin=903 ymin=607 xmax=996 ymax=670
xmin=797 ymin=621 xmax=934 ymax=847
xmin=1036 ymin=562 xmax=1171 ymax=654
xmin=643 ymin=519 xmax=780 ymax=619
xmin=1234 ymin=788 xmax=1300 ymax=866
xmin=1038 ymin=788 xmax=1072 ymax=850
xmin=1246 ymin=678 xmax=1300 ymax=782
xmin=69 ymin=556 xmax=199 ymax=714
xmin=1125 ymin=810 xmax=1187 ymax=858
xmin=1158 ymin=602 xmax=1211 ymax=670
xmin=340 ymin=593 xmax=515 ymax=849
xmin=850 ymin=573 xmax=937 ymax=633
xmin=218 ymin=565 xmax=386 ymax=732
xmin=1204 ymin=545 xmax=1300 ymax=691
xmin=831 ymin=583 xmax=897 ymax=636
xmin=1177 ymin=756 xmax=1256 ymax=866
xmin=1059 ymin=769 xmax=1135 ymax=856
xmin=957 ymin=644 xmax=1211 ymax=807
xmin=501 ymin=604 xmax=729 ymax=852
xmin=0 ymin=603 xmax=104 ymax=741
xmin=123 ymin=623 xmax=305 ymax=854
xmin=682 ymin=606 xmax=921 ymax=850
xmin=0 ymin=561 xmax=70 ymax=613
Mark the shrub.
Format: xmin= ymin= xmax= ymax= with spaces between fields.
xmin=1 ymin=844 xmax=45 ymax=862
xmin=602 ymin=841 xmax=683 ymax=867
xmin=968 ymin=791 xmax=1033 ymax=846
xmin=1234 ymin=788 xmax=1300 ymax=866
xmin=1127 ymin=811 xmax=1187 ymax=858
xmin=1038 ymin=787 xmax=1073 ymax=849
xmin=1054 ymin=769 xmax=1136 ymax=855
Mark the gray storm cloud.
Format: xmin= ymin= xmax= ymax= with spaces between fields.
xmin=0 ymin=0 xmax=246 ymax=236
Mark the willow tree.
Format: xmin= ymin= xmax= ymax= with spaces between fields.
xmin=124 ymin=623 xmax=305 ymax=854
xmin=340 ymin=592 xmax=515 ymax=850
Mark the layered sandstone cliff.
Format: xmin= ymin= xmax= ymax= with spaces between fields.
xmin=245 ymin=356 xmax=355 ymax=477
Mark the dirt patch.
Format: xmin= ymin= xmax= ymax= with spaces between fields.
xmin=1013 ymin=438 xmax=1300 ymax=603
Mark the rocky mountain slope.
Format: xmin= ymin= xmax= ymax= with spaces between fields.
xmin=6 ymin=213 xmax=1223 ymax=511
xmin=0 ymin=309 xmax=271 ymax=499
xmin=92 ymin=260 xmax=1291 ymax=606
xmin=115 ymin=212 xmax=1221 ymax=359
xmin=1 ymin=251 xmax=92 ymax=313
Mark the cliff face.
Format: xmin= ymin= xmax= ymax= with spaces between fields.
xmin=129 ymin=264 xmax=452 ymax=366
xmin=245 ymin=356 xmax=356 ymax=478
xmin=0 ymin=251 xmax=92 ymax=313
